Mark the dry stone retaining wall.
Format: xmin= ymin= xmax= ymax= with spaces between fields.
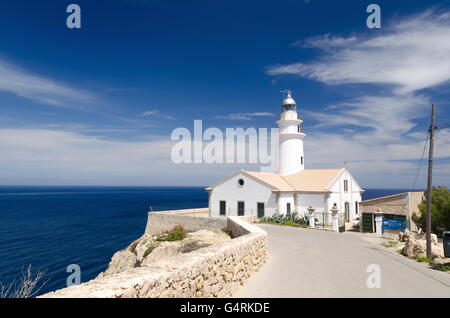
xmin=40 ymin=216 xmax=267 ymax=298
xmin=144 ymin=208 xmax=227 ymax=235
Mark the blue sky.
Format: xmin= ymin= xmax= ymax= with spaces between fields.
xmin=0 ymin=0 xmax=449 ymax=187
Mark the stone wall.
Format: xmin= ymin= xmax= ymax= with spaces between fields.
xmin=144 ymin=208 xmax=227 ymax=235
xmin=40 ymin=216 xmax=268 ymax=298
xmin=228 ymin=216 xmax=258 ymax=237
xmin=360 ymin=193 xmax=410 ymax=216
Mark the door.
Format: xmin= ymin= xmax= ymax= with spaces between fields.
xmin=257 ymin=203 xmax=265 ymax=218
xmin=238 ymin=201 xmax=245 ymax=216
xmin=361 ymin=213 xmax=374 ymax=233
xmin=345 ymin=202 xmax=350 ymax=222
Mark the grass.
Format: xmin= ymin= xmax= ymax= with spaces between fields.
xmin=381 ymin=240 xmax=398 ymax=248
xmin=156 ymin=225 xmax=187 ymax=242
xmin=396 ymin=248 xmax=404 ymax=254
xmin=143 ymin=243 xmax=159 ymax=258
xmin=415 ymin=256 xmax=435 ymax=265
xmin=180 ymin=240 xmax=211 ymax=253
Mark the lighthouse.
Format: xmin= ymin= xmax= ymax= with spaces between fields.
xmin=276 ymin=90 xmax=305 ymax=176
xmin=207 ymin=89 xmax=363 ymax=222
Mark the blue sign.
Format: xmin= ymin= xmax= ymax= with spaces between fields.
xmin=382 ymin=219 xmax=405 ymax=233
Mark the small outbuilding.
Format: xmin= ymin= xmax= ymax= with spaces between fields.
xmin=359 ymin=192 xmax=424 ymax=233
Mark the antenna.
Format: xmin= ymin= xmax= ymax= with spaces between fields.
xmin=280 ymin=89 xmax=291 ymax=98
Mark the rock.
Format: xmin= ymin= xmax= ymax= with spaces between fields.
xmin=431 ymin=244 xmax=445 ymax=259
xmin=141 ymin=243 xmax=181 ymax=266
xmin=402 ymin=231 xmax=445 ymax=259
xmin=402 ymin=229 xmax=414 ymax=242
xmin=398 ymin=231 xmax=404 ymax=242
xmin=121 ymin=286 xmax=137 ymax=298
xmin=134 ymin=235 xmax=155 ymax=261
xmin=196 ymin=275 xmax=204 ymax=291
xmin=103 ymin=250 xmax=137 ymax=276
xmin=413 ymin=239 xmax=427 ymax=258
xmin=431 ymin=233 xmax=438 ymax=244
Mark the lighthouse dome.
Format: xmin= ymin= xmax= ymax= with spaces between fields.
xmin=282 ymin=93 xmax=296 ymax=106
xmin=281 ymin=90 xmax=297 ymax=112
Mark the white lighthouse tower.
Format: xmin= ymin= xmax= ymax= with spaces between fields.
xmin=277 ymin=90 xmax=305 ymax=176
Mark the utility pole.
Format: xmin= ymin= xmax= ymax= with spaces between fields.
xmin=426 ymin=104 xmax=435 ymax=258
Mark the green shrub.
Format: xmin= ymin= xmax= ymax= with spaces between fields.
xmin=415 ymin=256 xmax=434 ymax=265
xmin=434 ymin=263 xmax=450 ymax=272
xmin=259 ymin=211 xmax=309 ymax=228
xmin=143 ymin=244 xmax=159 ymax=258
xmin=412 ymin=186 xmax=450 ymax=237
xmin=156 ymin=225 xmax=187 ymax=242
xmin=180 ymin=240 xmax=211 ymax=253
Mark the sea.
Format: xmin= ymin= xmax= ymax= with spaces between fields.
xmin=0 ymin=186 xmax=422 ymax=296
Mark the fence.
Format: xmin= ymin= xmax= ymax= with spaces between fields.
xmin=313 ymin=212 xmax=333 ymax=230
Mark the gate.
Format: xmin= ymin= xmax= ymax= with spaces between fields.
xmin=361 ymin=213 xmax=374 ymax=233
xmin=382 ymin=215 xmax=406 ymax=233
xmin=338 ymin=212 xmax=346 ymax=232
xmin=313 ymin=212 xmax=333 ymax=230
xmin=382 ymin=219 xmax=405 ymax=233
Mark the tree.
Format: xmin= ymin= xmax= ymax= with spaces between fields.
xmin=412 ymin=186 xmax=450 ymax=236
xmin=0 ymin=265 xmax=48 ymax=298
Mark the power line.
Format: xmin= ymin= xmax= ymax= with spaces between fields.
xmin=437 ymin=122 xmax=450 ymax=131
xmin=412 ymin=132 xmax=429 ymax=191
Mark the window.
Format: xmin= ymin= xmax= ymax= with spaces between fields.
xmin=297 ymin=125 xmax=300 ymax=133
xmin=301 ymin=156 xmax=303 ymax=165
xmin=238 ymin=201 xmax=245 ymax=216
xmin=344 ymin=180 xmax=348 ymax=192
xmin=220 ymin=201 xmax=226 ymax=216
xmin=257 ymin=202 xmax=265 ymax=218
xmin=238 ymin=178 xmax=244 ymax=187
xmin=355 ymin=201 xmax=359 ymax=215
xmin=287 ymin=203 xmax=291 ymax=214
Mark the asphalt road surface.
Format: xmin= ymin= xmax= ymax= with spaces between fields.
xmin=234 ymin=224 xmax=450 ymax=298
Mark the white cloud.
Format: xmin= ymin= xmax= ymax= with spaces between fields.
xmin=266 ymin=8 xmax=450 ymax=188
xmin=0 ymin=128 xmax=253 ymax=186
xmin=304 ymin=128 xmax=450 ymax=188
xmin=142 ymin=110 xmax=159 ymax=116
xmin=268 ymin=9 xmax=450 ymax=94
xmin=291 ymin=34 xmax=358 ymax=49
xmin=142 ymin=109 xmax=174 ymax=120
xmin=216 ymin=112 xmax=274 ymax=120
xmin=0 ymin=58 xmax=98 ymax=108
xmin=305 ymin=94 xmax=430 ymax=141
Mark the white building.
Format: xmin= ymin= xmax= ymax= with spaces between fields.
xmin=206 ymin=91 xmax=364 ymax=224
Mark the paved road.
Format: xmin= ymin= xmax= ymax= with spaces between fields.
xmin=234 ymin=224 xmax=450 ymax=298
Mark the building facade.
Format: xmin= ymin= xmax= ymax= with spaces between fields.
xmin=359 ymin=192 xmax=424 ymax=232
xmin=206 ymin=91 xmax=364 ymax=222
